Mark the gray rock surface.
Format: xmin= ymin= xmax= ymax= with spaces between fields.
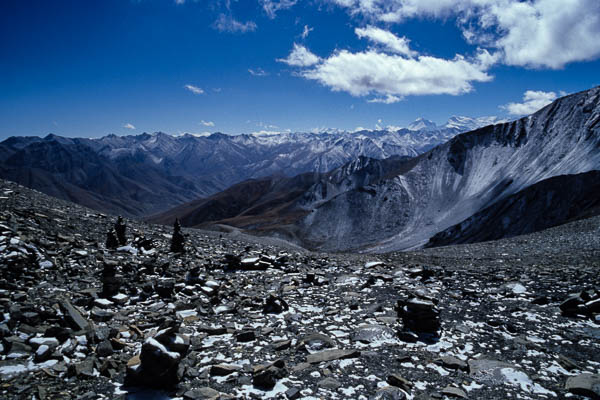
xmin=566 ymin=374 xmax=600 ymax=398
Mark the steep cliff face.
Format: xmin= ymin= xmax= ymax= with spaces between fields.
xmin=298 ymin=87 xmax=600 ymax=252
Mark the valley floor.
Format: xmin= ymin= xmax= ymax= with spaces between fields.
xmin=0 ymin=179 xmax=599 ymax=399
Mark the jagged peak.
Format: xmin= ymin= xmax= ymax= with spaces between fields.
xmin=407 ymin=118 xmax=437 ymax=131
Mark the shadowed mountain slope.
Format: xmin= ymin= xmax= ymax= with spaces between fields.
xmin=0 ymin=136 xmax=200 ymax=216
xmin=426 ymin=170 xmax=600 ymax=247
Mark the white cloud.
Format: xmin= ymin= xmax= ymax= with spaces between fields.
xmin=123 ymin=123 xmax=136 ymax=130
xmin=184 ymin=84 xmax=204 ymax=95
xmin=248 ymin=68 xmax=269 ymax=76
xmin=277 ymin=43 xmax=321 ymax=67
xmin=502 ymin=90 xmax=559 ymax=115
xmin=355 ymin=26 xmax=416 ymax=57
xmin=488 ymin=0 xmax=600 ymax=69
xmin=213 ymin=14 xmax=257 ymax=33
xmin=261 ymin=0 xmax=297 ymax=19
xmin=174 ymin=0 xmax=185 ymax=4
xmin=309 ymin=127 xmax=345 ymax=134
xmin=301 ymin=25 xmax=314 ymax=39
xmin=302 ymin=49 xmax=492 ymax=98
xmin=326 ymin=0 xmax=600 ymax=69
xmin=199 ymin=120 xmax=215 ymax=127
xmin=367 ymin=94 xmax=402 ymax=104
xmin=281 ymin=25 xmax=493 ymax=101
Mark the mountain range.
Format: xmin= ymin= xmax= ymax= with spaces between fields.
xmin=150 ymin=87 xmax=600 ymax=252
xmin=0 ymin=116 xmax=496 ymax=218
xmin=3 ymin=87 xmax=600 ymax=254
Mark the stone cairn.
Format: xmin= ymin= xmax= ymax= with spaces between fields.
xmin=105 ymin=229 xmax=119 ymax=249
xmin=114 ymin=216 xmax=127 ymax=246
xmin=170 ymin=218 xmax=185 ymax=254
xmin=126 ymin=321 xmax=190 ymax=389
xmin=101 ymin=261 xmax=122 ymax=299
xmin=397 ymin=294 xmax=441 ymax=342
xmin=263 ymin=293 xmax=289 ymax=314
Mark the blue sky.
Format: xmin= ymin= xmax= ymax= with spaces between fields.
xmin=1 ymin=0 xmax=599 ymax=139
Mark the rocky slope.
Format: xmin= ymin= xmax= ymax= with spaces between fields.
xmin=300 ymin=87 xmax=600 ymax=252
xmin=0 ymin=118 xmax=488 ymax=218
xmin=1 ymin=179 xmax=600 ymax=399
xmin=146 ymin=172 xmax=322 ymax=234
xmin=156 ymin=87 xmax=600 ymax=253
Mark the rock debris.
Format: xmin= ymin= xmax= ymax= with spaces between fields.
xmin=0 ymin=179 xmax=599 ymax=399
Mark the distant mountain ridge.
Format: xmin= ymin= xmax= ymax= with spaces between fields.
xmin=152 ymin=87 xmax=600 ymax=252
xmin=0 ymin=116 xmax=494 ymax=217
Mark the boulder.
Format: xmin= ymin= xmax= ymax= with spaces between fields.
xmin=306 ymin=349 xmax=360 ymax=364
xmin=565 ymin=373 xmax=600 ymax=399
xmin=125 ymin=323 xmax=190 ymax=389
xmin=252 ymin=359 xmax=287 ymax=390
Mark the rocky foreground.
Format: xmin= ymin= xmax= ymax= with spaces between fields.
xmin=1 ymin=178 xmax=599 ymax=400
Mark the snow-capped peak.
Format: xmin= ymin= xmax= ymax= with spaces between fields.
xmin=407 ymin=118 xmax=438 ymax=131
xmin=444 ymin=116 xmax=504 ymax=131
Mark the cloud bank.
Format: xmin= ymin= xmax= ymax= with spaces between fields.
xmin=327 ymin=0 xmax=600 ymax=69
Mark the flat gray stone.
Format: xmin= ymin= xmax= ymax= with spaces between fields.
xmin=297 ymin=333 xmax=336 ymax=351
xmin=565 ymin=373 xmax=600 ymax=399
xmin=209 ymin=364 xmax=242 ymax=376
xmin=306 ymin=349 xmax=360 ymax=364
xmin=352 ymin=324 xmax=395 ymax=344
xmin=437 ymin=356 xmax=468 ymax=371
xmin=59 ymin=298 xmax=90 ymax=332
xmin=468 ymin=359 xmax=515 ymax=386
xmin=183 ymin=387 xmax=220 ymax=400
xmin=386 ymin=374 xmax=412 ymax=391
xmin=318 ymin=377 xmax=342 ymax=390
xmin=442 ymin=385 xmax=468 ymax=398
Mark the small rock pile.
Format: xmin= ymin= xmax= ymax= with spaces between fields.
xmin=126 ymin=322 xmax=190 ymax=389
xmin=560 ymin=288 xmax=600 ymax=320
xmin=397 ymin=295 xmax=441 ymax=341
